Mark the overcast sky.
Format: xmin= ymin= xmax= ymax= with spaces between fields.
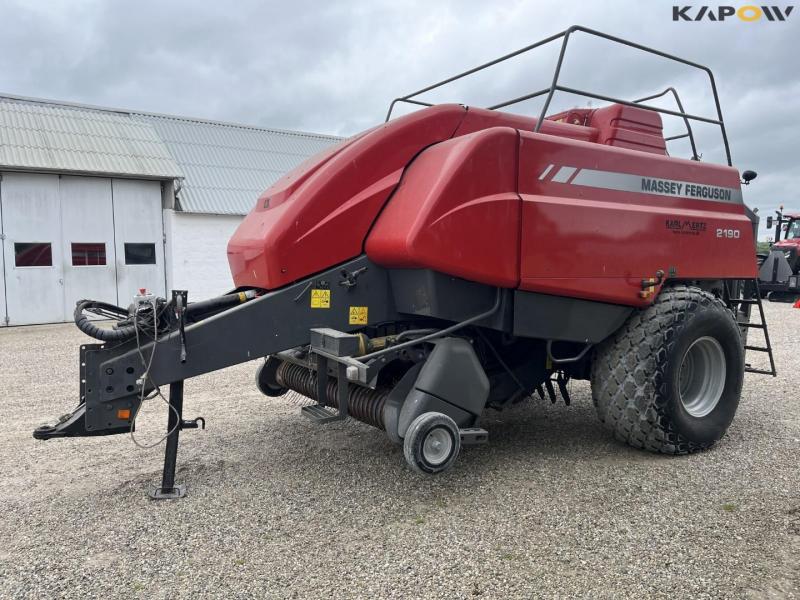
xmin=1 ymin=0 xmax=797 ymax=239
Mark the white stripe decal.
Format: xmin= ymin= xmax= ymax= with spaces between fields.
xmin=539 ymin=165 xmax=743 ymax=205
xmin=570 ymin=168 xmax=743 ymax=204
xmin=551 ymin=166 xmax=578 ymax=184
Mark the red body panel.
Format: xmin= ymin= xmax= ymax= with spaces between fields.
xmin=454 ymin=108 xmax=597 ymax=143
xmin=517 ymin=133 xmax=755 ymax=306
xmin=227 ymin=103 xmax=756 ymax=309
xmin=589 ymin=104 xmax=667 ymax=155
xmin=365 ymin=127 xmax=521 ymax=287
xmin=227 ymin=104 xmax=467 ymax=289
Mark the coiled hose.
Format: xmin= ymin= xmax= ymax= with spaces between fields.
xmin=74 ymin=300 xmax=139 ymax=342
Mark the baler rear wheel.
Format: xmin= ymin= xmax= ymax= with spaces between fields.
xmin=591 ymin=285 xmax=744 ymax=454
xmin=403 ymin=412 xmax=461 ymax=475
xmin=255 ymin=357 xmax=288 ymax=397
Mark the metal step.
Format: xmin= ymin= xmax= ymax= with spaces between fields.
xmin=736 ymin=279 xmax=777 ymax=377
xmin=301 ymin=404 xmax=344 ymax=424
xmin=745 ymin=367 xmax=776 ymax=375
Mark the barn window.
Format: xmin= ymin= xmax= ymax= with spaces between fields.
xmin=14 ymin=243 xmax=52 ymax=267
xmin=71 ymin=243 xmax=106 ymax=266
xmin=124 ymin=243 xmax=156 ymax=265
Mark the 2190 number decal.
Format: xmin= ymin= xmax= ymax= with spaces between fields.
xmin=716 ymin=228 xmax=740 ymax=239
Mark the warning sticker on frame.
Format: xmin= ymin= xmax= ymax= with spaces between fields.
xmin=310 ymin=289 xmax=330 ymax=308
xmin=349 ymin=306 xmax=368 ymax=325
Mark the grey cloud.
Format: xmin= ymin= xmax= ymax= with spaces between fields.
xmin=1 ymin=0 xmax=797 ymax=238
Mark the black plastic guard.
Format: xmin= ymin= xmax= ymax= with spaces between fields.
xmin=396 ymin=338 xmax=490 ymax=437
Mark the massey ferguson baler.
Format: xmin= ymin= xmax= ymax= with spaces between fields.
xmin=34 ymin=27 xmax=776 ymax=497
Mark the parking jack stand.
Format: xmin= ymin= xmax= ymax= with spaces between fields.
xmin=149 ymin=380 xmax=187 ymax=500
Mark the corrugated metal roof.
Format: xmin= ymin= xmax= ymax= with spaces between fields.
xmin=136 ymin=114 xmax=341 ymax=214
xmin=0 ymin=93 xmax=343 ymax=215
xmin=0 ymin=98 xmax=183 ymax=179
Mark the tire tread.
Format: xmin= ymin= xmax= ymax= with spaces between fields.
xmin=591 ymin=285 xmax=739 ymax=454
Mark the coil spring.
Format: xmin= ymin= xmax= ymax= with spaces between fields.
xmin=275 ymin=361 xmax=388 ymax=429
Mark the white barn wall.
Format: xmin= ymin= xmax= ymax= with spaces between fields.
xmin=0 ymin=94 xmax=341 ymax=324
xmin=164 ymin=210 xmax=243 ymax=300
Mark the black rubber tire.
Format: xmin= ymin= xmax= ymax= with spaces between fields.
xmin=403 ymin=412 xmax=461 ymax=475
xmin=255 ymin=357 xmax=288 ymax=397
xmin=591 ymin=285 xmax=744 ymax=454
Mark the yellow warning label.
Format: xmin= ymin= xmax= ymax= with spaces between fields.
xmin=310 ymin=289 xmax=330 ymax=308
xmin=349 ymin=306 xmax=368 ymax=325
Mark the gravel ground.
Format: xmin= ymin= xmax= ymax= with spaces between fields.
xmin=0 ymin=301 xmax=798 ymax=599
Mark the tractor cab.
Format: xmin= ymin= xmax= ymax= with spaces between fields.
xmin=767 ymin=209 xmax=800 ymax=265
xmin=760 ymin=208 xmax=800 ymax=299
xmin=772 ymin=212 xmax=800 ymax=250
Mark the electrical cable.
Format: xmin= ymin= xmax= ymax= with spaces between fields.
xmin=128 ymin=301 xmax=181 ymax=449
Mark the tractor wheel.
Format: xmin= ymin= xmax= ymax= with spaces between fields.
xmin=403 ymin=412 xmax=461 ymax=474
xmin=591 ymin=285 xmax=744 ymax=454
xmin=255 ymin=357 xmax=288 ymax=397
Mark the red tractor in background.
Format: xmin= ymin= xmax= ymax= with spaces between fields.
xmin=34 ymin=27 xmax=777 ymax=498
xmin=759 ymin=207 xmax=800 ymax=301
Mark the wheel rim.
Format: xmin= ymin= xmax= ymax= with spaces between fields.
xmin=678 ymin=336 xmax=727 ymax=418
xmin=422 ymin=427 xmax=453 ymax=466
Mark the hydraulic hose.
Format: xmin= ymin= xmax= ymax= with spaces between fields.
xmin=73 ymin=300 xmax=138 ymax=343
xmin=74 ymin=290 xmax=258 ymax=342
xmin=185 ymin=290 xmax=257 ymax=322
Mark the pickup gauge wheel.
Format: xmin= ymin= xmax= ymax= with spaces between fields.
xmin=403 ymin=412 xmax=461 ymax=474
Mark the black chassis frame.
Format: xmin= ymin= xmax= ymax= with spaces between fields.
xmin=41 ymin=254 xmax=642 ymax=439
xmin=37 ymin=256 xmax=765 ymax=497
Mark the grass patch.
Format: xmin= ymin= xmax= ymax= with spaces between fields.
xmin=722 ymin=502 xmax=738 ymax=512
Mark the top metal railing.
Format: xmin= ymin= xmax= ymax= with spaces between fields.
xmin=384 ymin=25 xmax=731 ymax=166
